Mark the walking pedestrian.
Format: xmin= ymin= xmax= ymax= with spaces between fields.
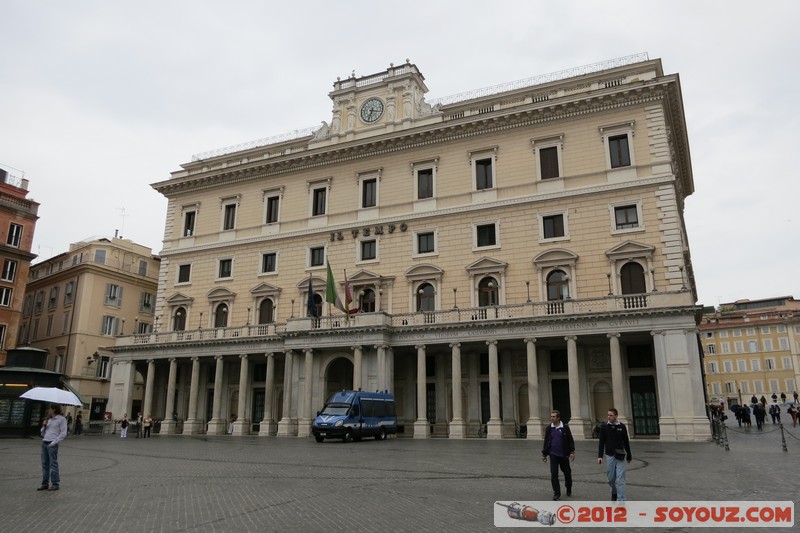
xmin=768 ymin=403 xmax=781 ymax=424
xmin=143 ymin=415 xmax=153 ymax=438
xmin=741 ymin=404 xmax=752 ymax=431
xmin=38 ymin=404 xmax=68 ymax=491
xmin=787 ymin=404 xmax=798 ymax=427
xmin=136 ymin=412 xmax=143 ymax=438
xmin=780 ymin=392 xmax=786 ymax=404
xmin=597 ymin=408 xmax=632 ymax=502
xmin=73 ymin=411 xmax=83 ymax=436
xmin=750 ymin=395 xmax=758 ymax=406
xmin=120 ymin=414 xmax=129 ymax=438
xmin=793 ymin=391 xmax=798 ymax=403
xmin=753 ymin=403 xmax=766 ymax=431
xmin=541 ymin=410 xmax=575 ymax=501
xmin=65 ymin=412 xmax=72 ymax=436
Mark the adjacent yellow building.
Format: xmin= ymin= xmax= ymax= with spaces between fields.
xmin=109 ymin=55 xmax=710 ymax=441
xmin=700 ymin=297 xmax=800 ymax=406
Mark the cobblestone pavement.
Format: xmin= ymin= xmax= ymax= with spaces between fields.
xmin=0 ymin=419 xmax=798 ymax=532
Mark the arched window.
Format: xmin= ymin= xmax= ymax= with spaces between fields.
xmin=258 ymin=298 xmax=274 ymax=324
xmin=360 ymin=288 xmax=376 ymax=313
xmin=416 ymin=283 xmax=435 ymax=312
xmin=478 ymin=276 xmax=499 ymax=306
xmin=546 ymin=270 xmax=569 ymax=301
xmin=620 ymin=262 xmax=646 ymax=294
xmin=310 ymin=294 xmax=323 ymax=317
xmin=173 ymin=307 xmax=186 ymax=331
xmin=214 ymin=303 xmax=228 ymax=328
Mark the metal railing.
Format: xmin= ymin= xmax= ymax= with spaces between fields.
xmin=117 ymin=291 xmax=691 ymax=347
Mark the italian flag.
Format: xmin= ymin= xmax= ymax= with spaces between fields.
xmin=325 ymin=261 xmax=347 ymax=314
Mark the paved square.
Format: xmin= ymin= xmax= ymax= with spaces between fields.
xmin=1 ymin=420 xmax=798 ymax=532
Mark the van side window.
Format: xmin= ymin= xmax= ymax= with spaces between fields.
xmin=350 ymin=405 xmax=360 ymax=418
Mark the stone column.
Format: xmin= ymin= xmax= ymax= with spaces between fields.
xmin=386 ymin=347 xmax=394 ymax=393
xmin=449 ymin=343 xmax=466 ymax=438
xmin=608 ymin=333 xmax=629 ymax=426
xmin=260 ymin=353 xmax=276 ymax=436
xmin=525 ymin=338 xmax=543 ymax=439
xmin=143 ymin=359 xmax=155 ymax=422
xmin=413 ymin=344 xmax=429 ymax=438
xmin=566 ymin=336 xmax=585 ymax=438
xmin=207 ymin=355 xmax=226 ymax=435
xmin=277 ymin=351 xmax=296 ymax=436
xmin=487 ymin=340 xmax=502 ymax=438
xmin=297 ymin=349 xmax=314 ymax=437
xmin=375 ymin=344 xmax=387 ymax=392
xmin=233 ymin=354 xmax=250 ymax=435
xmin=352 ymin=345 xmax=363 ymax=391
xmin=435 ymin=352 xmax=447 ymax=436
xmin=161 ymin=358 xmax=178 ymax=435
xmin=183 ymin=357 xmax=202 ymax=434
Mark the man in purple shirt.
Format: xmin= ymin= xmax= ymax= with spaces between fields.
xmin=38 ymin=404 xmax=68 ymax=491
xmin=541 ymin=410 xmax=576 ymax=501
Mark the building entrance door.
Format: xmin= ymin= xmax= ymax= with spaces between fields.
xmin=325 ymin=358 xmax=353 ymax=400
xmin=251 ymin=388 xmax=264 ymax=433
xmin=551 ymin=379 xmax=571 ymax=423
xmin=629 ymin=376 xmax=659 ymax=435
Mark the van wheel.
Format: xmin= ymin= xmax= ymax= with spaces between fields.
xmin=315 ymin=436 xmax=324 ymax=443
xmin=376 ymin=428 xmax=386 ymax=441
xmin=343 ymin=430 xmax=353 ymax=443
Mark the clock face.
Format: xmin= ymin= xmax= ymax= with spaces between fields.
xmin=360 ymin=98 xmax=384 ymax=123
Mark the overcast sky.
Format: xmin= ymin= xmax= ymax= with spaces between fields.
xmin=1 ymin=1 xmax=798 ymax=308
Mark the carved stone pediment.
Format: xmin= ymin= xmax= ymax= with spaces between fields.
xmin=605 ymin=240 xmax=655 ymax=260
xmin=533 ymin=248 xmax=578 ymax=268
xmin=297 ymin=276 xmax=325 ymax=290
xmin=465 ymin=256 xmax=508 ymax=275
xmin=207 ymin=287 xmax=236 ymax=302
xmin=165 ymin=292 xmax=194 ymax=305
xmin=405 ymin=263 xmax=444 ymax=281
xmin=250 ymin=283 xmax=281 ymax=297
xmin=347 ymin=269 xmax=381 ymax=284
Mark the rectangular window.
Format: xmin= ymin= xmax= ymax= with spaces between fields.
xmin=48 ymin=287 xmax=58 ymax=309
xmin=178 ymin=264 xmax=191 ymax=284
xmin=184 ymin=211 xmax=196 ymax=237
xmin=1 ymin=259 xmax=17 ymax=282
xmin=223 ymin=203 xmax=237 ymax=230
xmin=748 ymin=340 xmax=758 ymax=353
xmin=760 ymin=326 xmax=770 ymax=334
xmin=740 ymin=381 xmax=750 ymax=394
xmin=706 ymin=344 xmax=716 ymax=355
xmin=261 ymin=253 xmax=277 ymax=274
xmin=751 ymin=359 xmax=760 ymax=371
xmin=105 ymin=284 xmax=122 ymax=306
xmin=719 ymin=330 xmax=728 ymax=338
xmin=362 ymin=178 xmax=377 ymax=208
xmin=734 ymin=341 xmax=743 ymax=353
xmin=707 ymin=362 xmax=717 ymax=373
xmin=777 ymin=324 xmax=786 ymax=333
xmin=754 ymin=381 xmax=763 ymax=393
xmin=543 ymin=214 xmax=565 ymax=239
xmin=0 ymin=324 xmax=5 ymax=349
xmin=140 ymin=293 xmax=154 ymax=312
xmin=266 ymin=196 xmax=280 ymax=223
xmin=723 ymin=361 xmax=733 ymax=373
xmin=614 ymin=205 xmax=639 ymax=230
xmin=95 ymin=249 xmax=106 ymax=264
xmin=46 ymin=316 xmax=53 ymax=337
xmin=737 ymin=360 xmax=746 ymax=372
xmin=97 ymin=356 xmax=111 ymax=379
xmin=539 ymin=146 xmax=560 ymax=179
xmin=0 ymin=287 xmax=11 ymax=307
xmin=724 ymin=382 xmax=734 ymax=393
xmin=476 ymin=223 xmax=497 ymax=247
xmin=475 ymin=158 xmax=493 ymax=190
xmin=34 ymin=291 xmax=44 ymax=313
xmin=101 ymin=315 xmax=119 ymax=336
xmin=711 ymin=382 xmax=720 ymax=395
xmin=746 ymin=328 xmax=755 ymax=336
xmin=137 ymin=322 xmax=151 ymax=334
xmin=62 ymin=281 xmax=73 ymax=306
xmin=721 ymin=342 xmax=730 ymax=354
xmin=733 ymin=329 xmax=741 ymax=337
xmin=62 ymin=312 xmax=70 ymax=334
xmin=312 ymin=188 xmax=327 ymax=216
xmin=765 ymin=359 xmax=775 ymax=370
xmin=417 ymin=168 xmax=434 ymax=199
xmin=6 ymin=223 xmax=22 ymax=247
xmin=138 ymin=260 xmax=147 ymax=276
xmin=417 ymin=232 xmax=435 ymax=254
xmin=779 ymin=338 xmax=789 ymax=350
xmin=218 ymin=259 xmax=233 ymax=279
xmin=360 ymin=240 xmax=377 ymax=261
xmin=310 ymin=246 xmax=325 ymax=267
xmin=763 ymin=339 xmax=773 ymax=351
xmin=609 ymin=134 xmax=631 ymax=168
xmin=769 ymin=379 xmax=779 ymax=392
xmin=783 ymin=357 xmax=791 ymax=369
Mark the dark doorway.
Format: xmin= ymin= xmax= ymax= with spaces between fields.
xmin=551 ymin=379 xmax=571 ymax=423
xmin=479 ymin=382 xmax=503 ymax=424
xmin=325 ymin=358 xmax=353 ymax=401
xmin=205 ymin=389 xmax=214 ymax=431
xmin=251 ymin=388 xmax=264 ymax=433
xmin=620 ymin=262 xmax=646 ymax=294
xmin=629 ymin=376 xmax=659 ymax=435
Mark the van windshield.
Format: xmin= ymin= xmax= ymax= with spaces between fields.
xmin=320 ymin=403 xmax=350 ymax=416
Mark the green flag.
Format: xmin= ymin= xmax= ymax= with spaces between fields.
xmin=325 ymin=261 xmax=347 ymax=313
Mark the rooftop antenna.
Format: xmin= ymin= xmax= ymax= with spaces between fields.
xmin=116 ymin=207 xmax=128 ymax=238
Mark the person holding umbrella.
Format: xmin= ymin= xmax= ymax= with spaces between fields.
xmin=39 ymin=404 xmax=68 ymax=491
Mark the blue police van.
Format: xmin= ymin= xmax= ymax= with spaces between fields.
xmin=312 ymin=390 xmax=397 ymax=443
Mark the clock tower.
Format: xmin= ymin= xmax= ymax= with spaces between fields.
xmin=314 ymin=60 xmax=438 ymax=143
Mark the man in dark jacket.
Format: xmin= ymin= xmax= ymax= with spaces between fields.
xmin=541 ymin=410 xmax=575 ymax=501
xmin=597 ymin=408 xmax=632 ymax=502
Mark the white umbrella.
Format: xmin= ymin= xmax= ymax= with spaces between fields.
xmin=20 ymin=387 xmax=82 ymax=406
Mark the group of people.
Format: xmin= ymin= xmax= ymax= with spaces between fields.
xmin=542 ymin=408 xmax=632 ymax=502
xmin=118 ymin=413 xmax=154 ymax=438
xmin=727 ymin=392 xmax=799 ymax=431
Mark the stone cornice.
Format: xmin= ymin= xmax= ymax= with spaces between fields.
xmin=153 ymin=82 xmax=678 ymax=197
